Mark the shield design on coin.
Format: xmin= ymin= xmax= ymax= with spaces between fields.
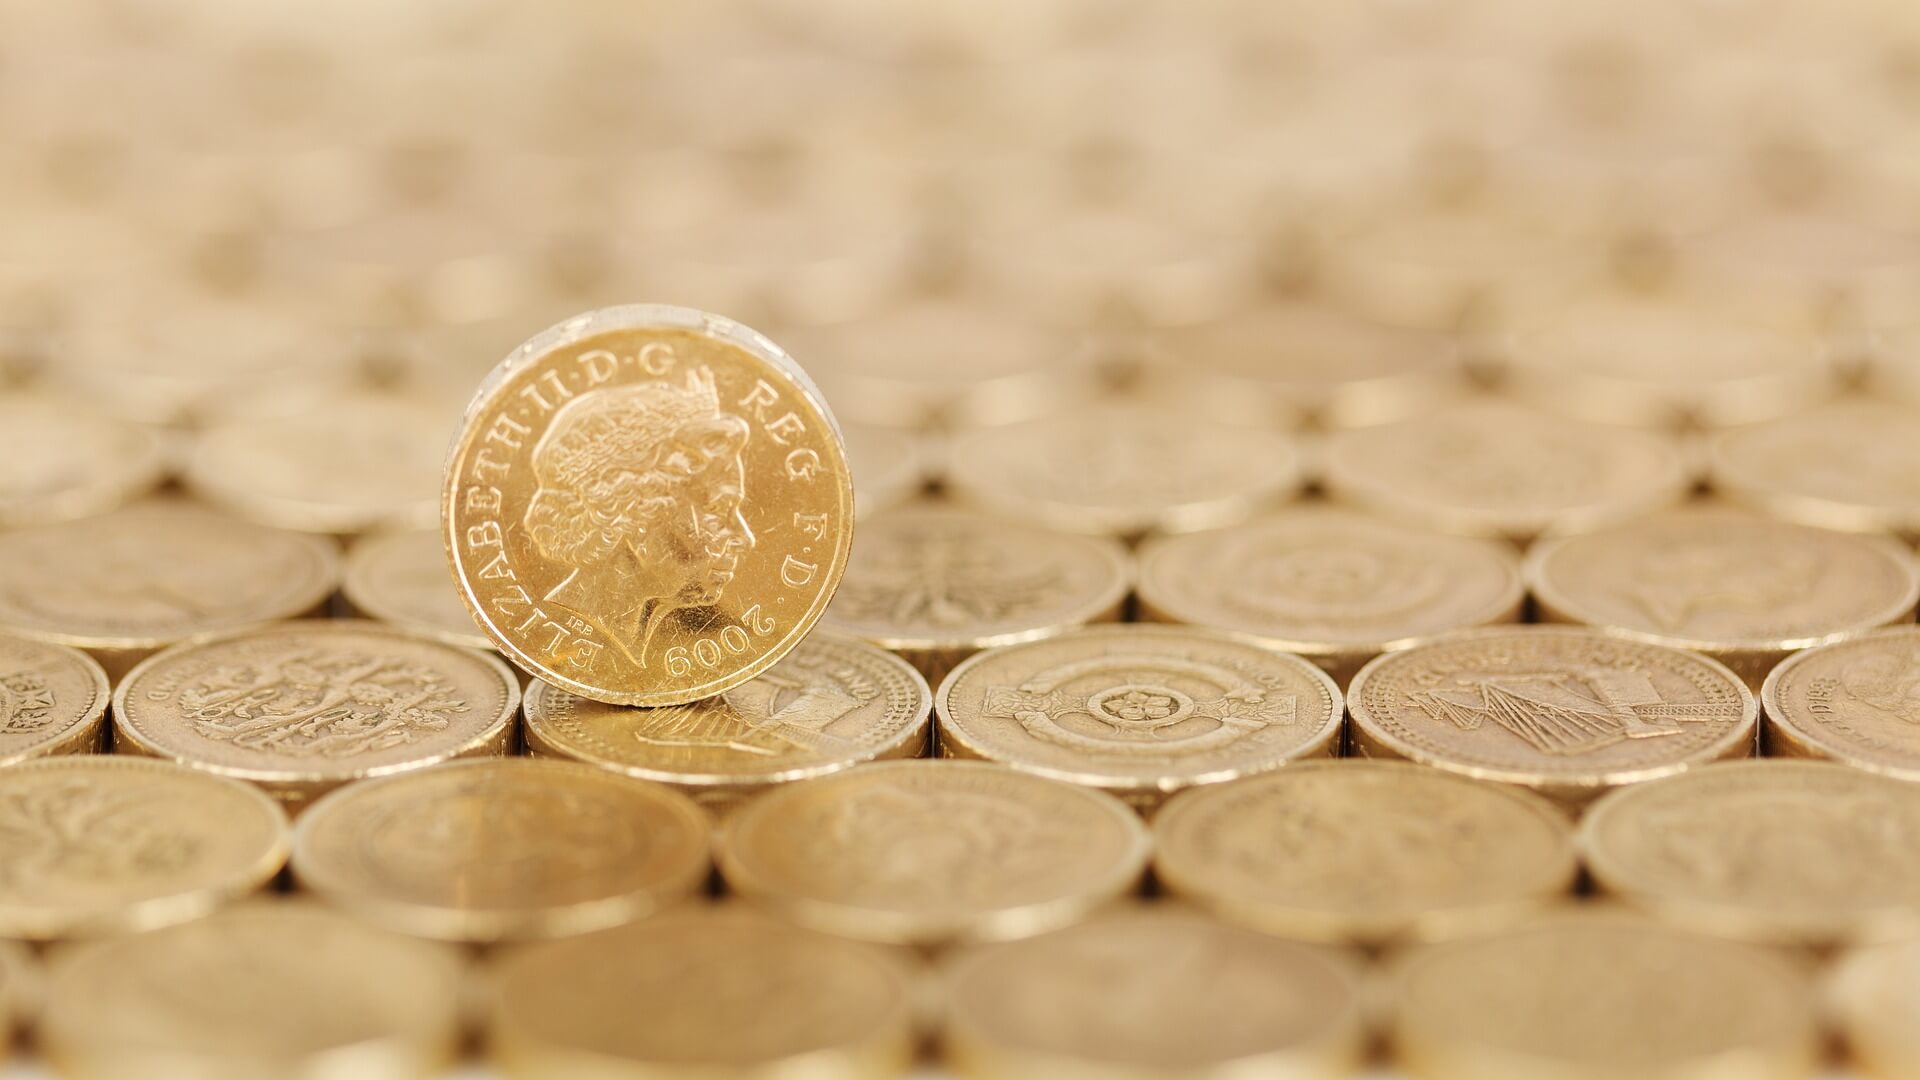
xmin=0 ymin=673 xmax=55 ymax=735
xmin=984 ymin=654 xmax=1295 ymax=755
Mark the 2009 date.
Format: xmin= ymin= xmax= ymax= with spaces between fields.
xmin=664 ymin=604 xmax=777 ymax=678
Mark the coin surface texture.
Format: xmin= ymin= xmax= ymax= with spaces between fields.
xmin=0 ymin=394 xmax=166 ymax=528
xmin=0 ymin=756 xmax=289 ymax=940
xmin=1348 ymin=627 xmax=1755 ymax=805
xmin=1833 ymin=937 xmax=1920 ymax=1080
xmin=292 ymin=758 xmax=709 ymax=942
xmin=945 ymin=907 xmax=1366 ymax=1079
xmin=716 ymin=760 xmax=1149 ymax=946
xmin=0 ymin=634 xmax=110 ymax=763
xmin=344 ymin=528 xmax=492 ymax=650
xmin=444 ymin=304 xmax=854 ymax=707
xmin=938 ymin=625 xmax=1342 ymax=806
xmin=0 ymin=940 xmax=29 ymax=1060
xmin=1710 ymin=400 xmax=1920 ymax=537
xmin=1154 ymin=761 xmax=1576 ymax=944
xmin=113 ymin=620 xmax=519 ymax=808
xmin=1763 ymin=627 xmax=1920 ymax=779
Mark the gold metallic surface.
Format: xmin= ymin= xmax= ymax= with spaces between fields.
xmin=0 ymin=633 xmax=110 ymax=764
xmin=1762 ymin=627 xmax=1920 ymax=779
xmin=1710 ymin=400 xmax=1920 ymax=538
xmin=0 ymin=940 xmax=29 ymax=1062
xmin=444 ymin=304 xmax=854 ymax=707
xmin=1833 ymin=936 xmax=1920 ymax=1080
xmin=0 ymin=394 xmax=166 ymax=528
xmin=343 ymin=528 xmax=494 ymax=651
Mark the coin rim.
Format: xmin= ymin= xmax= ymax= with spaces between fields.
xmin=0 ymin=395 xmax=170 ymax=530
xmin=1761 ymin=625 xmax=1920 ymax=781
xmin=342 ymin=528 xmax=494 ymax=651
xmin=0 ymin=633 xmax=111 ymax=767
xmin=1709 ymin=400 xmax=1920 ymax=537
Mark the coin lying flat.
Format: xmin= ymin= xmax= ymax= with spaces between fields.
xmin=0 ymin=394 xmax=166 ymax=528
xmin=0 ymin=940 xmax=29 ymax=1061
xmin=0 ymin=634 xmax=110 ymax=764
xmin=843 ymin=421 xmax=927 ymax=519
xmin=1348 ymin=627 xmax=1755 ymax=806
xmin=526 ymin=631 xmax=930 ymax=811
xmin=939 ymin=625 xmax=1342 ymax=807
xmin=1763 ymin=628 xmax=1920 ymax=779
xmin=41 ymin=901 xmax=465 ymax=1080
xmin=1710 ymin=400 xmax=1920 ymax=538
xmin=1322 ymin=398 xmax=1690 ymax=540
xmin=945 ymin=907 xmax=1366 ymax=1079
xmin=716 ymin=760 xmax=1148 ymax=946
xmin=492 ymin=906 xmax=916 ymax=1080
xmin=0 ymin=756 xmax=289 ymax=940
xmin=1527 ymin=507 xmax=1920 ymax=686
xmin=113 ymin=620 xmax=519 ymax=809
xmin=444 ymin=304 xmax=854 ymax=708
xmin=1390 ymin=910 xmax=1819 ymax=1080
xmin=0 ymin=500 xmax=339 ymax=679
xmin=1581 ymin=760 xmax=1920 ymax=945
xmin=823 ymin=505 xmax=1131 ymax=686
xmin=1154 ymin=761 xmax=1576 ymax=944
xmin=292 ymin=758 xmax=709 ymax=942
xmin=1137 ymin=509 xmax=1522 ymax=686
xmin=343 ymin=528 xmax=492 ymax=651
xmin=1833 ymin=937 xmax=1920 ymax=1080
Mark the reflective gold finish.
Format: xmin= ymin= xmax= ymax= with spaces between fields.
xmin=1763 ymin=627 xmax=1920 ymax=779
xmin=1710 ymin=400 xmax=1920 ymax=538
xmin=343 ymin=528 xmax=492 ymax=651
xmin=0 ymin=634 xmax=110 ymax=764
xmin=1834 ymin=937 xmax=1920 ymax=1080
xmin=0 ymin=394 xmax=166 ymax=528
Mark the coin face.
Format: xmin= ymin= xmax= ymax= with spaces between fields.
xmin=1322 ymin=398 xmax=1690 ymax=540
xmin=1833 ymin=937 xmax=1920 ymax=1080
xmin=40 ymin=902 xmax=464 ymax=1077
xmin=945 ymin=907 xmax=1365 ymax=1078
xmin=716 ymin=760 xmax=1148 ymax=945
xmin=1763 ymin=628 xmax=1920 ymax=779
xmin=1138 ymin=509 xmax=1522 ymax=685
xmin=1527 ymin=508 xmax=1920 ymax=685
xmin=1710 ymin=400 xmax=1920 ymax=537
xmin=1391 ymin=910 xmax=1818 ymax=1080
xmin=939 ymin=625 xmax=1342 ymax=805
xmin=0 ymin=394 xmax=166 ymax=528
xmin=0 ymin=757 xmax=289 ymax=940
xmin=292 ymin=759 xmax=709 ymax=942
xmin=114 ymin=620 xmax=520 ymax=807
xmin=945 ymin=402 xmax=1302 ymax=538
xmin=1581 ymin=760 xmax=1920 ymax=945
xmin=491 ymin=906 xmax=916 ymax=1079
xmin=1154 ymin=761 xmax=1576 ymax=944
xmin=1348 ymin=627 xmax=1755 ymax=804
xmin=0 ymin=634 xmax=110 ymax=764
xmin=343 ymin=528 xmax=492 ymax=650
xmin=824 ymin=505 xmax=1131 ymax=684
xmin=444 ymin=305 xmax=854 ymax=708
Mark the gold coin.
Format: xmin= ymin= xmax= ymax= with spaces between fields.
xmin=0 ymin=634 xmax=110 ymax=764
xmin=0 ymin=500 xmax=339 ymax=679
xmin=291 ymin=758 xmax=708 ymax=942
xmin=1527 ymin=507 xmax=1920 ymax=686
xmin=844 ymin=421 xmax=927 ymax=519
xmin=1348 ymin=626 xmax=1755 ymax=806
xmin=944 ymin=906 xmax=1366 ymax=1079
xmin=1390 ymin=909 xmax=1818 ymax=1080
xmin=716 ymin=760 xmax=1148 ymax=946
xmin=0 ymin=756 xmax=289 ymax=940
xmin=1710 ymin=400 xmax=1920 ymax=538
xmin=40 ymin=900 xmax=464 ymax=1080
xmin=1763 ymin=627 xmax=1920 ymax=778
xmin=1137 ymin=508 xmax=1522 ymax=686
xmin=491 ymin=905 xmax=917 ymax=1080
xmin=526 ymin=631 xmax=929 ymax=811
xmin=1154 ymin=761 xmax=1576 ymax=945
xmin=823 ymin=505 xmax=1131 ymax=686
xmin=343 ymin=528 xmax=492 ymax=651
xmin=0 ymin=394 xmax=166 ymax=528
xmin=1581 ymin=760 xmax=1920 ymax=945
xmin=938 ymin=625 xmax=1342 ymax=808
xmin=0 ymin=939 xmax=30 ymax=1061
xmin=1330 ymin=201 xmax=1576 ymax=333
xmin=945 ymin=402 xmax=1302 ymax=539
xmin=113 ymin=620 xmax=519 ymax=810
xmin=1322 ymin=398 xmax=1690 ymax=541
xmin=1833 ymin=936 xmax=1920 ymax=1080
xmin=444 ymin=304 xmax=854 ymax=708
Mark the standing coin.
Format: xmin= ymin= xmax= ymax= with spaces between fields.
xmin=1833 ymin=937 xmax=1920 ymax=1080
xmin=716 ymin=760 xmax=1149 ymax=946
xmin=444 ymin=304 xmax=854 ymax=708
xmin=0 ymin=757 xmax=289 ymax=940
xmin=1137 ymin=508 xmax=1522 ymax=686
xmin=1763 ymin=627 xmax=1920 ymax=779
xmin=1154 ymin=761 xmax=1576 ymax=944
xmin=1710 ymin=400 xmax=1920 ymax=538
xmin=113 ymin=621 xmax=519 ymax=810
xmin=938 ymin=625 xmax=1342 ymax=808
xmin=0 ymin=394 xmax=166 ymax=528
xmin=1349 ymin=627 xmax=1755 ymax=806
xmin=0 ymin=634 xmax=110 ymax=764
xmin=945 ymin=907 xmax=1366 ymax=1080
xmin=343 ymin=528 xmax=492 ymax=651
xmin=823 ymin=505 xmax=1131 ymax=686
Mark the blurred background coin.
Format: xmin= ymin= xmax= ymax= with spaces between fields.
xmin=342 ymin=528 xmax=493 ymax=651
xmin=1762 ymin=627 xmax=1920 ymax=779
xmin=0 ymin=941 xmax=30 ymax=1062
xmin=0 ymin=635 xmax=110 ymax=764
xmin=1833 ymin=936 xmax=1920 ymax=1080
xmin=842 ymin=421 xmax=930 ymax=519
xmin=1709 ymin=399 xmax=1920 ymax=539
xmin=0 ymin=394 xmax=167 ymax=528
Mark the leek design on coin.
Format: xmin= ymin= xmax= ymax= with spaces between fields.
xmin=444 ymin=305 xmax=854 ymax=707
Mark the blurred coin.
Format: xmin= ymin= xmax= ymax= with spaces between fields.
xmin=1138 ymin=508 xmax=1522 ymax=686
xmin=823 ymin=505 xmax=1130 ymax=686
xmin=0 ymin=757 xmax=288 ymax=940
xmin=1763 ymin=627 xmax=1920 ymax=778
xmin=0 ymin=634 xmax=109 ymax=764
xmin=1527 ymin=507 xmax=1920 ymax=686
xmin=0 ymin=940 xmax=29 ymax=1060
xmin=716 ymin=760 xmax=1148 ymax=946
xmin=1710 ymin=399 xmax=1920 ymax=538
xmin=945 ymin=907 xmax=1366 ymax=1080
xmin=1328 ymin=201 xmax=1577 ymax=334
xmin=491 ymin=906 xmax=916 ymax=1080
xmin=1349 ymin=626 xmax=1755 ymax=806
xmin=1390 ymin=909 xmax=1818 ymax=1080
xmin=342 ymin=528 xmax=490 ymax=651
xmin=525 ymin=632 xmax=928 ymax=812
xmin=1687 ymin=212 xmax=1920 ymax=334
xmin=41 ymin=901 xmax=464 ymax=1080
xmin=445 ymin=305 xmax=853 ymax=708
xmin=0 ymin=500 xmax=338 ymax=679
xmin=1834 ymin=936 xmax=1920 ymax=1080
xmin=292 ymin=758 xmax=708 ymax=943
xmin=843 ymin=421 xmax=928 ymax=519
xmin=0 ymin=394 xmax=166 ymax=528
xmin=1154 ymin=761 xmax=1576 ymax=945
xmin=113 ymin=620 xmax=519 ymax=811
xmin=1322 ymin=398 xmax=1691 ymax=541
xmin=938 ymin=625 xmax=1341 ymax=808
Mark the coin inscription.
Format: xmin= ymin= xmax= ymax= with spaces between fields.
xmin=1764 ymin=628 xmax=1920 ymax=778
xmin=0 ymin=635 xmax=108 ymax=763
